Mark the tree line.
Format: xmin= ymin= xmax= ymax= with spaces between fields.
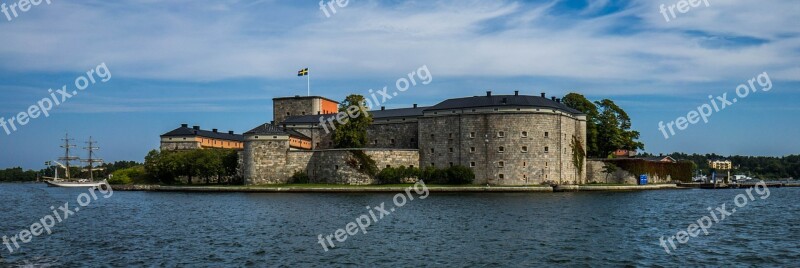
xmin=644 ymin=152 xmax=800 ymax=179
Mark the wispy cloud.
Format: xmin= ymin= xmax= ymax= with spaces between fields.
xmin=0 ymin=0 xmax=797 ymax=94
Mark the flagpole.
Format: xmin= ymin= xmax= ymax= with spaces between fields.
xmin=307 ymin=70 xmax=310 ymax=96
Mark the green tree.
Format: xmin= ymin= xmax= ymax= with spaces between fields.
xmin=595 ymin=99 xmax=644 ymax=157
xmin=332 ymin=94 xmax=372 ymax=148
xmin=563 ymin=93 xmax=600 ymax=157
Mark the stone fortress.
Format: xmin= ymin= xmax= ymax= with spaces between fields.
xmin=162 ymin=91 xmax=588 ymax=185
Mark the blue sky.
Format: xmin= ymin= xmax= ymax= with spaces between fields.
xmin=1 ymin=0 xmax=799 ymax=169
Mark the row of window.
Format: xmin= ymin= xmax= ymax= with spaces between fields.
xmin=431 ymin=161 xmax=549 ymax=168
xmin=431 ymin=146 xmax=551 ymax=154
xmin=426 ymin=131 xmax=551 ymax=140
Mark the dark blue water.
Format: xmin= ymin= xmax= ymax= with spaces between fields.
xmin=1 ymin=183 xmax=799 ymax=267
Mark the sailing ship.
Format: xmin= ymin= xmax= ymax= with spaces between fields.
xmin=44 ymin=134 xmax=107 ymax=187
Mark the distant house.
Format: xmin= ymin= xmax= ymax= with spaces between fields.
xmin=613 ymin=149 xmax=636 ymax=158
xmin=641 ymin=155 xmax=677 ymax=163
xmin=160 ymin=124 xmax=244 ymax=151
xmin=709 ymin=159 xmax=733 ymax=170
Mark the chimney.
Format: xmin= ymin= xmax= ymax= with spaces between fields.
xmin=514 ymin=90 xmax=519 ymax=96
xmin=381 ymin=106 xmax=386 ymax=110
xmin=213 ymin=129 xmax=218 ymax=133
xmin=541 ymin=92 xmax=546 ymax=98
xmin=181 ymin=123 xmax=188 ymax=128
xmin=556 ymin=98 xmax=561 ymax=103
xmin=228 ymin=131 xmax=234 ymax=135
xmin=551 ymin=96 xmax=556 ymax=101
xmin=413 ymin=104 xmax=418 ymax=108
xmin=486 ymin=91 xmax=492 ymax=97
xmin=193 ymin=125 xmax=200 ymax=130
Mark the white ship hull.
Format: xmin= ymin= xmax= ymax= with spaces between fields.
xmin=45 ymin=180 xmax=105 ymax=188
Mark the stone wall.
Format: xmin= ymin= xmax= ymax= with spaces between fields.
xmin=273 ymin=98 xmax=318 ymax=124
xmin=418 ymin=109 xmax=586 ymax=185
xmin=243 ymin=138 xmax=295 ymax=184
xmin=586 ymin=160 xmax=673 ymax=184
xmin=160 ymin=141 xmax=201 ymax=151
xmin=243 ymin=139 xmax=420 ymax=185
xmin=366 ymin=122 xmax=419 ymax=149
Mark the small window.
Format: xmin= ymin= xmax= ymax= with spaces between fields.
xmin=470 ymin=162 xmax=476 ymax=167
xmin=374 ymin=140 xmax=378 ymax=145
xmin=449 ymin=148 xmax=454 ymax=153
xmin=430 ymin=163 xmax=435 ymax=167
xmin=410 ymin=165 xmax=414 ymax=168
xmin=523 ymin=162 xmax=527 ymax=167
xmin=411 ymin=138 xmax=415 ymax=143
xmin=470 ymin=147 xmax=476 ymax=153
xmin=544 ymin=146 xmax=549 ymax=153
xmin=449 ymin=162 xmax=454 ymax=167
xmin=546 ymin=162 xmax=548 ymax=167
xmin=286 ymin=112 xmax=290 ymax=116
xmin=521 ymin=131 xmax=528 ymax=138
xmin=449 ymin=133 xmax=453 ymax=138
xmin=431 ymin=134 xmax=435 ymax=139
xmin=390 ymin=139 xmax=395 ymax=145
xmin=430 ymin=148 xmax=435 ymax=153
xmin=545 ymin=132 xmax=549 ymax=137
xmin=498 ymin=161 xmax=505 ymax=167
xmin=498 ymin=146 xmax=505 ymax=153
xmin=523 ymin=174 xmax=527 ymax=179
xmin=499 ymin=174 xmax=505 ymax=179
xmin=469 ymin=132 xmax=476 ymax=138
xmin=522 ymin=146 xmax=528 ymax=153
xmin=335 ymin=165 xmax=339 ymax=170
xmin=497 ymin=131 xmax=505 ymax=138
xmin=386 ymin=165 xmax=391 ymax=168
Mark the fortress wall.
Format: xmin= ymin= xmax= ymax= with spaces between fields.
xmin=419 ymin=110 xmax=585 ymax=185
xmin=366 ymin=122 xmax=419 ymax=149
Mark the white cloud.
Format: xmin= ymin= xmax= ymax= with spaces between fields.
xmin=0 ymin=0 xmax=798 ymax=95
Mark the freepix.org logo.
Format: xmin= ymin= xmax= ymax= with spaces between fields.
xmin=658 ymin=72 xmax=772 ymax=140
xmin=1 ymin=0 xmax=53 ymax=22
xmin=0 ymin=63 xmax=112 ymax=137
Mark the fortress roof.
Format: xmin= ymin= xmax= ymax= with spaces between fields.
xmin=281 ymin=106 xmax=429 ymax=124
xmin=161 ymin=124 xmax=244 ymax=141
xmin=245 ymin=123 xmax=311 ymax=140
xmin=426 ymin=94 xmax=584 ymax=115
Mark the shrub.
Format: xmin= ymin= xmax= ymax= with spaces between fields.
xmin=290 ymin=171 xmax=310 ymax=184
xmin=376 ymin=167 xmax=400 ymax=184
xmin=109 ymin=166 xmax=147 ymax=185
xmin=446 ymin=165 xmax=475 ymax=184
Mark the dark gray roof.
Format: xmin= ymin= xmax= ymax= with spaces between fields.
xmin=425 ymin=95 xmax=584 ymax=115
xmin=272 ymin=95 xmax=339 ymax=104
xmin=369 ymin=106 xmax=428 ymax=119
xmin=161 ymin=126 xmax=244 ymax=142
xmin=244 ymin=123 xmax=311 ymax=140
xmin=281 ymin=106 xmax=429 ymax=124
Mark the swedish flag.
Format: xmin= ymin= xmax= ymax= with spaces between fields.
xmin=297 ymin=68 xmax=308 ymax=77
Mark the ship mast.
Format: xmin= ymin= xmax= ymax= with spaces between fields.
xmin=58 ymin=133 xmax=80 ymax=180
xmin=81 ymin=136 xmax=104 ymax=182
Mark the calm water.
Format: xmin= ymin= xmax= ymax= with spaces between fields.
xmin=1 ymin=183 xmax=799 ymax=267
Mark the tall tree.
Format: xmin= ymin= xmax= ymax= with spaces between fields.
xmin=563 ymin=93 xmax=600 ymax=157
xmin=595 ymin=99 xmax=644 ymax=157
xmin=332 ymin=94 xmax=372 ymax=148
